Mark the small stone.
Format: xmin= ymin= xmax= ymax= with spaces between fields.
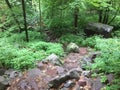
xmin=0 ymin=69 xmax=5 ymax=76
xmin=78 ymin=76 xmax=86 ymax=87
xmin=70 ymin=70 xmax=80 ymax=80
xmin=37 ymin=62 xmax=44 ymax=70
xmin=0 ymin=76 xmax=5 ymax=82
xmin=5 ymin=69 xmax=14 ymax=75
xmin=89 ymin=51 xmax=101 ymax=62
xmin=106 ymin=74 xmax=114 ymax=84
xmin=78 ymin=79 xmax=86 ymax=87
xmin=56 ymin=67 xmax=65 ymax=75
xmin=0 ymin=77 xmax=9 ymax=90
xmin=60 ymin=87 xmax=69 ymax=90
xmin=80 ymin=86 xmax=84 ymax=90
xmin=28 ymin=68 xmax=41 ymax=78
xmin=9 ymin=71 xmax=19 ymax=79
xmin=81 ymin=71 xmax=91 ymax=77
xmin=92 ymin=77 xmax=105 ymax=90
xmin=64 ymin=80 xmax=75 ymax=88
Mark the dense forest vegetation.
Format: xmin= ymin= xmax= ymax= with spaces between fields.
xmin=0 ymin=0 xmax=120 ymax=90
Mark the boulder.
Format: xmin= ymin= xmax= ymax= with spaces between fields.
xmin=44 ymin=54 xmax=60 ymax=65
xmin=48 ymin=68 xmax=82 ymax=88
xmin=67 ymin=43 xmax=79 ymax=53
xmin=85 ymin=23 xmax=113 ymax=37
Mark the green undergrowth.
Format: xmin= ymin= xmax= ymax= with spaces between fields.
xmin=112 ymin=29 xmax=120 ymax=38
xmin=58 ymin=33 xmax=84 ymax=46
xmin=82 ymin=35 xmax=102 ymax=47
xmin=58 ymin=34 xmax=102 ymax=47
xmin=92 ymin=38 xmax=120 ymax=90
xmin=0 ymin=31 xmax=64 ymax=70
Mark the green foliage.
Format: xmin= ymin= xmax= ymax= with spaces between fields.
xmin=112 ymin=30 xmax=120 ymax=37
xmin=82 ymin=35 xmax=102 ymax=47
xmin=58 ymin=33 xmax=84 ymax=46
xmin=6 ymin=31 xmax=46 ymax=43
xmin=0 ymin=35 xmax=64 ymax=70
xmin=100 ymin=75 xmax=107 ymax=83
xmin=27 ymin=41 xmax=64 ymax=56
xmin=92 ymin=38 xmax=120 ymax=89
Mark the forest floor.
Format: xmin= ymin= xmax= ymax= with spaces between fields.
xmin=7 ymin=47 xmax=113 ymax=90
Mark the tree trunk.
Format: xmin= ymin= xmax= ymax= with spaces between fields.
xmin=98 ymin=10 xmax=103 ymax=23
xmin=74 ymin=7 xmax=79 ymax=30
xmin=39 ymin=0 xmax=42 ymax=30
xmin=21 ymin=0 xmax=29 ymax=42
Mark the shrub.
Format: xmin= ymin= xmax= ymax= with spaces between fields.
xmin=58 ymin=33 xmax=84 ymax=46
xmin=82 ymin=35 xmax=102 ymax=47
xmin=27 ymin=41 xmax=64 ymax=56
xmin=92 ymin=38 xmax=120 ymax=89
xmin=0 ymin=37 xmax=64 ymax=70
xmin=112 ymin=30 xmax=120 ymax=37
xmin=7 ymin=31 xmax=46 ymax=43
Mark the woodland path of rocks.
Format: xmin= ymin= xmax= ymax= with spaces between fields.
xmin=0 ymin=47 xmax=113 ymax=90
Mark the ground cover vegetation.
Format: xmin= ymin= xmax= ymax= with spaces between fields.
xmin=0 ymin=0 xmax=120 ymax=89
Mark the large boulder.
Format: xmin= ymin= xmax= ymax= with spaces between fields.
xmin=85 ymin=23 xmax=113 ymax=37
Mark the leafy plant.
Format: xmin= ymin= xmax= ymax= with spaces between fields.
xmin=27 ymin=41 xmax=64 ymax=56
xmin=92 ymin=38 xmax=120 ymax=89
xmin=112 ymin=30 xmax=120 ymax=37
xmin=58 ymin=33 xmax=84 ymax=46
xmin=0 ymin=36 xmax=64 ymax=70
xmin=82 ymin=35 xmax=102 ymax=47
xmin=101 ymin=75 xmax=107 ymax=83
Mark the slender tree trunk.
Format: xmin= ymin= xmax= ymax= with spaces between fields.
xmin=74 ymin=7 xmax=79 ymax=29
xmin=5 ymin=0 xmax=22 ymax=32
xmin=102 ymin=9 xmax=109 ymax=24
xmin=98 ymin=10 xmax=103 ymax=23
xmin=60 ymin=0 xmax=63 ymax=30
xmin=21 ymin=0 xmax=29 ymax=42
xmin=39 ymin=0 xmax=42 ymax=30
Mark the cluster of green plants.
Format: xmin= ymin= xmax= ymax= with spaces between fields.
xmin=92 ymin=38 xmax=120 ymax=90
xmin=26 ymin=41 xmax=64 ymax=56
xmin=82 ymin=35 xmax=102 ymax=47
xmin=7 ymin=31 xmax=46 ymax=42
xmin=59 ymin=34 xmax=103 ymax=48
xmin=0 ymin=32 xmax=64 ymax=70
xmin=58 ymin=33 xmax=84 ymax=46
xmin=112 ymin=30 xmax=120 ymax=37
